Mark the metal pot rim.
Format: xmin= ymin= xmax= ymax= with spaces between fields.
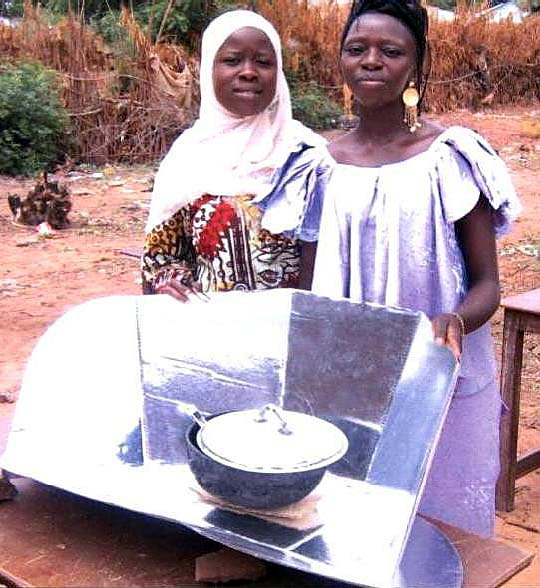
xmin=195 ymin=406 xmax=349 ymax=474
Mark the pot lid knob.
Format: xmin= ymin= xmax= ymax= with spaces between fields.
xmin=254 ymin=404 xmax=293 ymax=436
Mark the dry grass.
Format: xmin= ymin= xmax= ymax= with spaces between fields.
xmin=259 ymin=0 xmax=345 ymax=90
xmin=428 ymin=14 xmax=540 ymax=111
xmin=259 ymin=0 xmax=540 ymax=112
xmin=0 ymin=3 xmax=198 ymax=164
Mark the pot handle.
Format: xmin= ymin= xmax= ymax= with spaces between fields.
xmin=255 ymin=404 xmax=292 ymax=436
xmin=175 ymin=401 xmax=207 ymax=428
xmin=144 ymin=393 xmax=207 ymax=428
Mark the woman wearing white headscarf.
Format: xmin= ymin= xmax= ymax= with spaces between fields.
xmin=142 ymin=10 xmax=331 ymax=301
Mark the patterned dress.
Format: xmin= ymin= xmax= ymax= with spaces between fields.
xmin=142 ymin=193 xmax=303 ymax=294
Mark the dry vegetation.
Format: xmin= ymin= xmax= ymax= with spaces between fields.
xmin=427 ymin=10 xmax=540 ymax=111
xmin=0 ymin=0 xmax=538 ymax=163
xmin=260 ymin=0 xmax=540 ymax=112
xmin=0 ymin=2 xmax=198 ymax=164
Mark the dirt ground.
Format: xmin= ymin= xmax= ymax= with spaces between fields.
xmin=1 ymin=106 xmax=540 ymax=585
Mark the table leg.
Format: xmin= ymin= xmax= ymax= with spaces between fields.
xmin=496 ymin=310 xmax=524 ymax=512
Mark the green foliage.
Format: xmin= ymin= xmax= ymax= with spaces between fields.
xmin=289 ymin=79 xmax=342 ymax=131
xmin=135 ymin=0 xmax=238 ymax=45
xmin=0 ymin=0 xmax=23 ymax=17
xmin=0 ymin=62 xmax=69 ymax=176
xmin=428 ymin=0 xmax=456 ymax=10
xmin=48 ymin=0 xmax=244 ymax=45
xmin=92 ymin=10 xmax=125 ymax=46
xmin=50 ymin=0 xmax=220 ymax=44
xmin=136 ymin=0 xmax=195 ymax=43
xmin=41 ymin=0 xmax=120 ymax=18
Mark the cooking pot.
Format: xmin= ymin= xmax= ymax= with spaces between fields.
xmin=180 ymin=403 xmax=349 ymax=509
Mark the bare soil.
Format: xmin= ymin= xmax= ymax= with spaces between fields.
xmin=1 ymin=107 xmax=540 ymax=585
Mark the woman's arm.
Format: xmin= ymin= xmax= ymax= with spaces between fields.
xmin=432 ymin=195 xmax=500 ymax=359
xmin=298 ymin=240 xmax=317 ymax=290
xmin=141 ymin=208 xmax=206 ymax=302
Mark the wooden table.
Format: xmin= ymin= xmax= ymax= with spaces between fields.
xmin=0 ymin=479 xmax=533 ymax=588
xmin=496 ymin=288 xmax=540 ymax=512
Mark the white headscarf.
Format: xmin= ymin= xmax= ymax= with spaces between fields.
xmin=145 ymin=9 xmax=324 ymax=232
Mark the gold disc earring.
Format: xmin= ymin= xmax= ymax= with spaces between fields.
xmin=402 ymin=81 xmax=421 ymax=133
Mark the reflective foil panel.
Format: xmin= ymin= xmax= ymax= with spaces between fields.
xmin=1 ymin=291 xmax=460 ymax=588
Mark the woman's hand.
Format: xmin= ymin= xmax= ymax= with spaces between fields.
xmin=432 ymin=313 xmax=465 ymax=361
xmin=155 ymin=270 xmax=209 ymax=303
xmin=431 ymin=195 xmax=501 ymax=362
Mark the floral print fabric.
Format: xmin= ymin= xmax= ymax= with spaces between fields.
xmin=142 ymin=193 xmax=302 ymax=294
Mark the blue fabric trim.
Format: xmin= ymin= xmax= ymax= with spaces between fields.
xmin=254 ymin=142 xmax=333 ymax=241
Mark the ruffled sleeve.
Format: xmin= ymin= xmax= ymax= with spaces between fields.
xmin=253 ymin=143 xmax=334 ymax=242
xmin=435 ymin=127 xmax=521 ymax=237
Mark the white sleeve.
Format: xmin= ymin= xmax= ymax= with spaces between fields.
xmin=437 ymin=128 xmax=521 ymax=237
xmin=311 ymin=180 xmax=350 ymax=298
xmin=438 ymin=149 xmax=482 ymax=223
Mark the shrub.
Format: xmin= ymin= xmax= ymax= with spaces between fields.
xmin=92 ymin=10 xmax=124 ymax=46
xmin=131 ymin=0 xmax=216 ymax=46
xmin=289 ymin=79 xmax=342 ymax=131
xmin=0 ymin=61 xmax=69 ymax=176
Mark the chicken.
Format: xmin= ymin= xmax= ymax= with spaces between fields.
xmin=7 ymin=172 xmax=72 ymax=229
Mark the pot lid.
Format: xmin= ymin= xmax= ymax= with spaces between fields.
xmin=197 ymin=405 xmax=349 ymax=474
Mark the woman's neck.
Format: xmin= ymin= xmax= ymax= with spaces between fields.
xmin=353 ymin=104 xmax=411 ymax=145
xmin=329 ymin=106 xmax=444 ymax=167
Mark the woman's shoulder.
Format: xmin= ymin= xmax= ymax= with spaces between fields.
xmin=325 ymin=122 xmax=502 ymax=170
xmin=403 ymin=122 xmax=499 ymax=163
xmin=431 ymin=124 xmax=499 ymax=158
xmin=431 ymin=124 xmax=521 ymax=236
xmin=327 ymin=122 xmax=445 ymax=167
xmin=428 ymin=123 xmax=509 ymax=185
xmin=414 ymin=120 xmax=446 ymax=145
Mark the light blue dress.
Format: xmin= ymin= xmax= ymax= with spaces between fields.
xmin=312 ymin=126 xmax=521 ymax=537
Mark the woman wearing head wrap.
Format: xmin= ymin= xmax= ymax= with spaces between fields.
xmin=312 ymin=0 xmax=521 ymax=536
xmin=142 ymin=10 xmax=330 ymax=301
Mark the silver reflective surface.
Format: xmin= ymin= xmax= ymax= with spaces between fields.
xmin=1 ymin=291 xmax=461 ymax=588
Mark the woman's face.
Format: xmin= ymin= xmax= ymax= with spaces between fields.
xmin=213 ymin=27 xmax=278 ymax=117
xmin=341 ymin=13 xmax=417 ymax=109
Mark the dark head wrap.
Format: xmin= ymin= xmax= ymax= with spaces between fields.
xmin=341 ymin=0 xmax=430 ymax=105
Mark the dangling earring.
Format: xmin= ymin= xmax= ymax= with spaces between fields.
xmin=402 ymin=81 xmax=421 ymax=133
